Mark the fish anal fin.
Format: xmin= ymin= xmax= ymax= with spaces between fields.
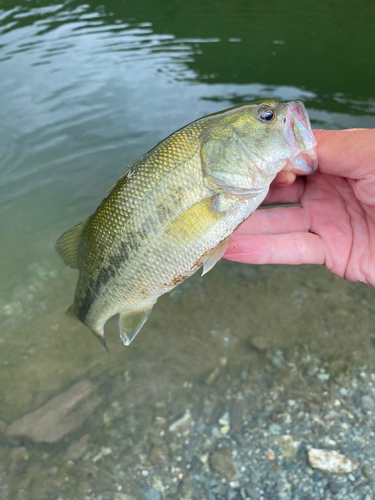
xmin=56 ymin=220 xmax=87 ymax=269
xmin=119 ymin=303 xmax=155 ymax=346
xmin=202 ymin=236 xmax=231 ymax=276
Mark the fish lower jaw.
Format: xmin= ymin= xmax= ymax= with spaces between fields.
xmin=282 ymin=148 xmax=318 ymax=175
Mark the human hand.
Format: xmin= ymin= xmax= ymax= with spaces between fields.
xmin=224 ymin=129 xmax=375 ymax=287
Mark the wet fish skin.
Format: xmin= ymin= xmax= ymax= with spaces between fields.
xmin=56 ymin=100 xmax=317 ymax=347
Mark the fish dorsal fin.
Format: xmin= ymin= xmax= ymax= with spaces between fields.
xmin=119 ymin=303 xmax=155 ymax=346
xmin=55 ymin=219 xmax=87 ymax=269
xmin=107 ymin=159 xmax=138 ymax=193
xmin=202 ymin=236 xmax=231 ymax=276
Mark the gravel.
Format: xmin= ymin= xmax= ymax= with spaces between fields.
xmin=2 ymin=345 xmax=375 ymax=500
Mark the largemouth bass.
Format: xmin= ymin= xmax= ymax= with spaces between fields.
xmin=56 ymin=100 xmax=317 ymax=348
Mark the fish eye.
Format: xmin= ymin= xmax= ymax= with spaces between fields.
xmin=258 ymin=107 xmax=276 ymax=123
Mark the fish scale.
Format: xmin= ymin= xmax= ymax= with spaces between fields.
xmin=56 ymin=99 xmax=317 ymax=348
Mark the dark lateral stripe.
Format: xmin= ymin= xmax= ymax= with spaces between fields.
xmin=76 ymin=234 xmax=143 ymax=323
xmin=77 ymin=266 xmax=117 ymax=323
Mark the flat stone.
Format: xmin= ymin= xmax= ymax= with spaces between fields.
xmin=7 ymin=380 xmax=100 ymax=443
xmin=220 ymin=425 xmax=230 ymax=435
xmin=273 ymin=435 xmax=300 ymax=458
xmin=64 ymin=434 xmax=90 ymax=461
xmin=92 ymin=446 xmax=112 ymax=463
xmin=229 ymin=406 xmax=242 ymax=434
xmin=328 ymin=482 xmax=342 ymax=494
xmin=206 ymin=368 xmax=220 ymax=385
xmin=169 ymin=410 xmax=192 ymax=432
xmin=269 ymin=423 xmax=282 ymax=435
xmin=149 ymin=445 xmax=168 ymax=465
xmin=308 ymin=448 xmax=358 ymax=474
xmin=218 ymin=411 xmax=230 ymax=427
xmin=210 ymin=448 xmax=238 ymax=480
xmin=362 ymin=395 xmax=375 ymax=410
xmin=250 ymin=336 xmax=268 ymax=351
xmin=362 ymin=464 xmax=374 ymax=481
xmin=145 ymin=488 xmax=160 ymax=500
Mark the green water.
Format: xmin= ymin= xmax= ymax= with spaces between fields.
xmin=1 ymin=1 xmax=375 ymax=499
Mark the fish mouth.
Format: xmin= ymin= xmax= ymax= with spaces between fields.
xmin=282 ymin=101 xmax=318 ymax=175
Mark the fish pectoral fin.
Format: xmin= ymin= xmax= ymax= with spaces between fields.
xmin=166 ymin=195 xmax=224 ymax=242
xmin=202 ymin=236 xmax=231 ymax=276
xmin=119 ymin=303 xmax=155 ymax=346
xmin=55 ymin=219 xmax=87 ymax=269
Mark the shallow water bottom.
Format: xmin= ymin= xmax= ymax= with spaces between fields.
xmin=1 ymin=259 xmax=375 ymax=499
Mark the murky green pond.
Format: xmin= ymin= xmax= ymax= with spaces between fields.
xmin=1 ymin=1 xmax=375 ymax=499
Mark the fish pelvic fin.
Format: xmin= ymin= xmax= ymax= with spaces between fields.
xmin=202 ymin=236 xmax=232 ymax=276
xmin=119 ymin=303 xmax=155 ymax=346
xmin=55 ymin=219 xmax=87 ymax=269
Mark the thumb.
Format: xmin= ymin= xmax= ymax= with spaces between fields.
xmin=314 ymin=129 xmax=375 ymax=179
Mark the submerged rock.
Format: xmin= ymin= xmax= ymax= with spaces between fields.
xmin=169 ymin=410 xmax=192 ymax=432
xmin=64 ymin=434 xmax=90 ymax=461
xmin=149 ymin=445 xmax=168 ymax=465
xmin=9 ymin=446 xmax=29 ymax=462
xmin=361 ymin=464 xmax=374 ymax=481
xmin=145 ymin=488 xmax=161 ymax=500
xmin=273 ymin=435 xmax=300 ymax=458
xmin=7 ymin=380 xmax=100 ymax=443
xmin=308 ymin=448 xmax=358 ymax=473
xmin=92 ymin=446 xmax=112 ymax=463
xmin=114 ymin=494 xmax=136 ymax=500
xmin=361 ymin=395 xmax=375 ymax=410
xmin=229 ymin=406 xmax=242 ymax=434
xmin=210 ymin=447 xmax=238 ymax=480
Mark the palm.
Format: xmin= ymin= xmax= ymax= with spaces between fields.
xmin=302 ymin=172 xmax=375 ymax=284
